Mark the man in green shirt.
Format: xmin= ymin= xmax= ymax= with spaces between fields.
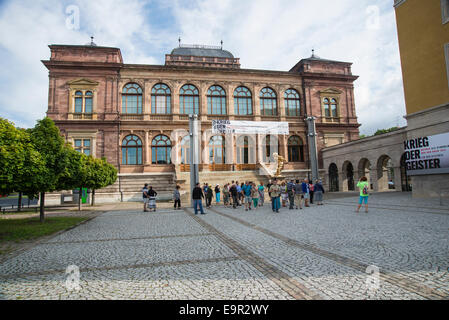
xmin=356 ymin=176 xmax=369 ymax=213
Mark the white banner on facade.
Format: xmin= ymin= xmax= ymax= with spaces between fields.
xmin=212 ymin=120 xmax=289 ymax=135
xmin=404 ymin=132 xmax=449 ymax=175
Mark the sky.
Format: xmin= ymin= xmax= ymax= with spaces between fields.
xmin=0 ymin=0 xmax=407 ymax=135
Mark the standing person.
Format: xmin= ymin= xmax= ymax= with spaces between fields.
xmin=309 ymin=181 xmax=315 ymax=204
xmin=230 ymin=181 xmax=238 ymax=209
xmin=142 ymin=184 xmax=149 ymax=212
xmin=314 ymin=180 xmax=325 ymax=205
xmin=242 ymin=181 xmax=252 ymax=211
xmin=251 ymin=182 xmax=259 ymax=210
xmin=294 ymin=179 xmax=303 ymax=209
xmin=215 ymin=184 xmax=221 ymax=204
xmin=287 ymin=179 xmax=295 ymax=210
xmin=302 ymin=179 xmax=310 ymax=207
xmin=192 ymin=183 xmax=206 ymax=215
xmin=266 ymin=179 xmax=273 ymax=210
xmin=206 ymin=184 xmax=213 ymax=208
xmin=258 ymin=182 xmax=265 ymax=207
xmin=280 ymin=182 xmax=288 ymax=207
xmin=223 ymin=183 xmax=230 ymax=207
xmin=147 ymin=186 xmax=157 ymax=212
xmin=269 ymin=179 xmax=281 ymax=213
xmin=236 ymin=182 xmax=243 ymax=206
xmin=173 ymin=185 xmax=181 ymax=210
xmin=356 ymin=177 xmax=370 ymax=213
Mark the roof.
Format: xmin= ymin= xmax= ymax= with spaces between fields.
xmin=171 ymin=45 xmax=234 ymax=58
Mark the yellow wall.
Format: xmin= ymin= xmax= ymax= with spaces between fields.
xmin=395 ymin=0 xmax=449 ymax=114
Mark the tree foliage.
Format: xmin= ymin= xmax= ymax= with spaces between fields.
xmin=0 ymin=118 xmax=46 ymax=196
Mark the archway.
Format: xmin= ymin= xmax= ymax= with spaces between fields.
xmin=329 ymin=163 xmax=339 ymax=192
xmin=377 ymin=155 xmax=394 ymax=191
xmin=342 ymin=161 xmax=355 ymax=191
xmin=358 ymin=158 xmax=371 ymax=190
xmin=400 ymin=153 xmax=412 ymax=191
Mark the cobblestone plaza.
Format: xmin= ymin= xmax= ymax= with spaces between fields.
xmin=0 ymin=193 xmax=447 ymax=300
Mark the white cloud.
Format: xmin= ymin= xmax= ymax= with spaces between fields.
xmin=0 ymin=0 xmax=406 ymax=135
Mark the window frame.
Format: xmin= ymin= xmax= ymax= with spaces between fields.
xmin=122 ymin=83 xmax=143 ymax=114
xmin=234 ymin=86 xmax=253 ymax=115
xmin=121 ymin=135 xmax=143 ymax=165
xmin=260 ymin=87 xmax=278 ymax=116
xmin=151 ymin=83 xmax=172 ymax=114
xmin=151 ymin=135 xmax=172 ymax=165
xmin=287 ymin=135 xmax=304 ymax=163
xmin=207 ymin=85 xmax=227 ymax=115
xmin=73 ymin=90 xmax=94 ymax=114
xmin=180 ymin=84 xmax=200 ymax=115
xmin=284 ymin=89 xmax=301 ymax=117
xmin=208 ymin=135 xmax=226 ymax=164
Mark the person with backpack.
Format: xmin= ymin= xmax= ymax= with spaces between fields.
xmin=309 ymin=181 xmax=315 ymax=204
xmin=294 ymin=179 xmax=303 ymax=210
xmin=230 ymin=181 xmax=238 ymax=209
xmin=314 ymin=180 xmax=325 ymax=205
xmin=142 ymin=184 xmax=149 ymax=212
xmin=287 ymin=179 xmax=295 ymax=210
xmin=258 ymin=182 xmax=265 ymax=207
xmin=356 ymin=176 xmax=370 ymax=213
xmin=301 ymin=179 xmax=310 ymax=207
xmin=250 ymin=182 xmax=259 ymax=210
xmin=173 ymin=185 xmax=181 ymax=210
xmin=223 ymin=183 xmax=230 ymax=207
xmin=206 ymin=184 xmax=213 ymax=208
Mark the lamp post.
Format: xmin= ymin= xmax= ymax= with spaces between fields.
xmin=189 ymin=114 xmax=200 ymax=207
xmin=306 ymin=116 xmax=319 ymax=183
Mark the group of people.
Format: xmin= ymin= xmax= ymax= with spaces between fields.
xmin=190 ymin=178 xmax=325 ymax=215
xmin=142 ymin=176 xmax=370 ymax=214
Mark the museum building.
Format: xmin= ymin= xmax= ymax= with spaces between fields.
xmin=42 ymin=40 xmax=360 ymax=203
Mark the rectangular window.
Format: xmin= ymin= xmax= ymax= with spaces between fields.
xmin=442 ymin=0 xmax=449 ymax=24
xmin=85 ymin=97 xmax=93 ymax=113
xmin=75 ymin=97 xmax=83 ymax=113
xmin=74 ymin=139 xmax=91 ymax=155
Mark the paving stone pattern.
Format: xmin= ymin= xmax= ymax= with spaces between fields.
xmin=0 ymin=193 xmax=447 ymax=300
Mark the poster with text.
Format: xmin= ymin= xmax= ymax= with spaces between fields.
xmin=403 ymin=132 xmax=449 ymax=175
xmin=212 ymin=120 xmax=289 ymax=135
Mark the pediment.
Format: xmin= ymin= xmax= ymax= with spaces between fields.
xmin=67 ymin=78 xmax=99 ymax=86
xmin=320 ymin=88 xmax=342 ymax=94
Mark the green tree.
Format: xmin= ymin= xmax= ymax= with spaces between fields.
xmin=0 ymin=118 xmax=46 ymax=210
xmin=27 ymin=118 xmax=66 ymax=222
xmin=84 ymin=157 xmax=117 ymax=206
xmin=374 ymin=127 xmax=399 ymax=136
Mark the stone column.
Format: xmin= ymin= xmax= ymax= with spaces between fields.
xmin=200 ymin=82 xmax=208 ymax=121
xmin=393 ymin=166 xmax=402 ymax=191
xmin=369 ymin=169 xmax=378 ymax=192
xmin=144 ymin=131 xmax=150 ymax=165
xmin=144 ymin=81 xmax=152 ymax=120
xmin=172 ymin=82 xmax=180 ymax=121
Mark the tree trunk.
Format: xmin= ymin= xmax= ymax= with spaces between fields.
xmin=78 ymin=188 xmax=82 ymax=211
xmin=91 ymin=189 xmax=95 ymax=206
xmin=39 ymin=192 xmax=45 ymax=223
xmin=17 ymin=192 xmax=22 ymax=212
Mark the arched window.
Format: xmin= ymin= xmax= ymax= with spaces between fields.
xmin=180 ymin=84 xmax=199 ymax=115
xmin=122 ymin=83 xmax=142 ymax=114
xmin=234 ymin=87 xmax=252 ymax=115
xmin=260 ymin=87 xmax=277 ymax=116
xmin=284 ymin=89 xmax=300 ymax=116
xmin=263 ymin=135 xmax=279 ymax=162
xmin=209 ymin=136 xmax=225 ymax=164
xmin=74 ymin=90 xmax=93 ymax=113
xmin=323 ymin=98 xmax=338 ymax=118
xmin=330 ymin=98 xmax=338 ymax=117
xmin=236 ymin=136 xmax=255 ymax=164
xmin=151 ymin=83 xmax=171 ymax=114
xmin=152 ymin=135 xmax=172 ymax=164
xmin=180 ymin=135 xmax=190 ymax=164
xmin=207 ymin=85 xmax=227 ymax=115
xmin=122 ymin=135 xmax=142 ymax=165
xmin=287 ymin=136 xmax=304 ymax=162
xmin=323 ymin=98 xmax=331 ymax=117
